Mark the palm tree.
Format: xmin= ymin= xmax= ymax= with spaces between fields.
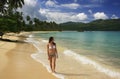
xmin=0 ymin=0 xmax=24 ymax=14
xmin=0 ymin=0 xmax=7 ymax=14
xmin=26 ymin=15 xmax=30 ymax=21
xmin=9 ymin=0 xmax=24 ymax=9
xmin=29 ymin=20 xmax=33 ymax=25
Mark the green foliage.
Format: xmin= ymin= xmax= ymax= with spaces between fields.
xmin=26 ymin=16 xmax=30 ymax=21
xmin=0 ymin=0 xmax=60 ymax=33
xmin=0 ymin=11 xmax=61 ymax=32
xmin=0 ymin=0 xmax=24 ymax=15
xmin=60 ymin=19 xmax=120 ymax=31
xmin=0 ymin=11 xmax=24 ymax=32
xmin=9 ymin=0 xmax=24 ymax=9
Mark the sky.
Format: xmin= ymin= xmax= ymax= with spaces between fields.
xmin=18 ymin=0 xmax=120 ymax=23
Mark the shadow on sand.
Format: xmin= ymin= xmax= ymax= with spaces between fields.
xmin=56 ymin=72 xmax=90 ymax=77
xmin=0 ymin=38 xmax=26 ymax=43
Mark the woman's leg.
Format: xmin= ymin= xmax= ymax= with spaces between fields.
xmin=49 ymin=57 xmax=53 ymax=72
xmin=52 ymin=56 xmax=56 ymax=72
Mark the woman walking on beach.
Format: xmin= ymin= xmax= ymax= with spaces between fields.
xmin=47 ymin=37 xmax=58 ymax=73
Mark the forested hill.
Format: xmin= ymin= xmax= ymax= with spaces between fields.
xmin=59 ymin=19 xmax=120 ymax=31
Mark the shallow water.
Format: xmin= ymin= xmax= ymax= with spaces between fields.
xmin=26 ymin=31 xmax=120 ymax=79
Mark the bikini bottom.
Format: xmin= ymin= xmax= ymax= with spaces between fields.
xmin=49 ymin=53 xmax=56 ymax=57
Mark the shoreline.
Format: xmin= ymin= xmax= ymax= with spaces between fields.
xmin=0 ymin=33 xmax=57 ymax=79
xmin=1 ymin=31 xmax=120 ymax=79
xmin=27 ymin=31 xmax=120 ymax=79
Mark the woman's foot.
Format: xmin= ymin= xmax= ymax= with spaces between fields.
xmin=51 ymin=69 xmax=54 ymax=73
xmin=52 ymin=70 xmax=56 ymax=73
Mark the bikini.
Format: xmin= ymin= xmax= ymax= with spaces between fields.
xmin=49 ymin=45 xmax=56 ymax=49
xmin=49 ymin=44 xmax=56 ymax=57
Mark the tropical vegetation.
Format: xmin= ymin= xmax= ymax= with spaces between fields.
xmin=0 ymin=0 xmax=120 ymax=33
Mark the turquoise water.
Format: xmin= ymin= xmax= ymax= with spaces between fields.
xmin=33 ymin=31 xmax=120 ymax=70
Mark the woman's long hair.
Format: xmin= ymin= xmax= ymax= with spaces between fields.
xmin=49 ymin=37 xmax=55 ymax=45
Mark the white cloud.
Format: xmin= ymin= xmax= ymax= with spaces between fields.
xmin=74 ymin=0 xmax=77 ymax=2
xmin=111 ymin=14 xmax=119 ymax=19
xmin=93 ymin=12 xmax=108 ymax=20
xmin=83 ymin=4 xmax=100 ymax=8
xmin=90 ymin=0 xmax=105 ymax=3
xmin=88 ymin=9 xmax=92 ymax=14
xmin=44 ymin=0 xmax=99 ymax=9
xmin=45 ymin=0 xmax=80 ymax=9
xmin=61 ymin=3 xmax=80 ymax=9
xmin=76 ymin=13 xmax=88 ymax=20
xmin=18 ymin=0 xmax=88 ymax=23
xmin=39 ymin=8 xmax=88 ymax=23
xmin=18 ymin=0 xmax=47 ymax=21
xmin=24 ymin=0 xmax=37 ymax=6
xmin=45 ymin=0 xmax=57 ymax=7
xmin=18 ymin=0 xmax=106 ymax=23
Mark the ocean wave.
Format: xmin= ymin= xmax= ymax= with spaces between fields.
xmin=64 ymin=50 xmax=120 ymax=79
xmin=42 ymin=39 xmax=48 ymax=43
xmin=25 ymin=38 xmax=42 ymax=52
xmin=26 ymin=34 xmax=120 ymax=79
xmin=28 ymin=35 xmax=33 ymax=38
xmin=25 ymin=36 xmax=64 ymax=79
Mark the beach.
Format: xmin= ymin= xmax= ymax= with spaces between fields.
xmin=0 ymin=32 xmax=120 ymax=79
xmin=0 ymin=33 xmax=57 ymax=79
xmin=0 ymin=0 xmax=120 ymax=78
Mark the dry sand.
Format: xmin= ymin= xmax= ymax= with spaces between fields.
xmin=0 ymin=33 xmax=57 ymax=79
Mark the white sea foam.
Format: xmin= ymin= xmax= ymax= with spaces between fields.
xmin=26 ymin=36 xmax=64 ymax=79
xmin=64 ymin=50 xmax=120 ymax=79
xmin=31 ymin=54 xmax=64 ymax=79
xmin=28 ymin=35 xmax=33 ymax=38
xmin=42 ymin=39 xmax=48 ymax=43
xmin=25 ymin=38 xmax=42 ymax=52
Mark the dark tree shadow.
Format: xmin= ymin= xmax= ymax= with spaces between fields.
xmin=0 ymin=38 xmax=26 ymax=43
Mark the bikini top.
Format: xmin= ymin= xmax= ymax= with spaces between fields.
xmin=49 ymin=44 xmax=56 ymax=49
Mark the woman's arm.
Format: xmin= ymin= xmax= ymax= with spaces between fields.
xmin=47 ymin=44 xmax=50 ymax=60
xmin=55 ymin=44 xmax=58 ymax=58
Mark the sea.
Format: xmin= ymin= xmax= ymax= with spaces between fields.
xmin=25 ymin=31 xmax=120 ymax=79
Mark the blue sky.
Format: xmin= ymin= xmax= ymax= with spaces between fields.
xmin=18 ymin=0 xmax=120 ymax=23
